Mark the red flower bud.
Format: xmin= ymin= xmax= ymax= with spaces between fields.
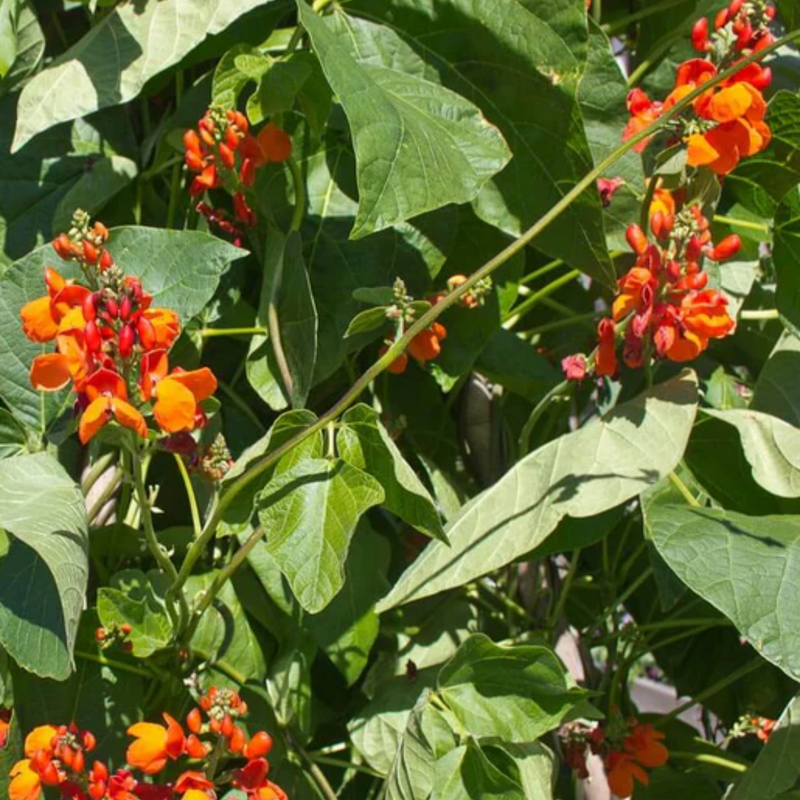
xmin=83 ymin=293 xmax=98 ymax=323
xmin=685 ymin=235 xmax=704 ymax=261
xmin=228 ymin=726 xmax=245 ymax=753
xmin=240 ymin=158 xmax=257 ymax=187
xmin=244 ymin=731 xmax=274 ymax=760
xmin=85 ymin=320 xmax=103 ymax=353
xmin=728 ymin=0 xmax=743 ymax=16
xmin=183 ymin=129 xmax=202 ymax=154
xmin=99 ymin=250 xmax=114 ymax=271
xmin=106 ymin=297 xmax=119 ymax=319
xmin=73 ymin=748 xmax=85 ymax=774
xmin=137 ymin=317 xmax=156 ymax=351
xmin=118 ymin=325 xmax=134 ymax=359
xmin=186 ymin=735 xmax=207 ymax=759
xmin=691 ymin=17 xmax=709 ymax=51
xmin=219 ymin=143 xmax=236 ymax=170
xmin=226 ymin=126 xmax=241 ymax=150
xmin=40 ymin=761 xmax=61 ymax=786
xmin=710 ymin=234 xmax=741 ymax=261
xmin=187 ymin=708 xmax=203 ymax=734
xmin=626 ymin=223 xmax=649 ymax=255
xmin=89 ymin=782 xmax=106 ymax=800
xmin=715 ymin=7 xmax=730 ymax=28
xmin=95 ymin=627 xmax=106 ymax=642
xmin=83 ymin=732 xmax=97 ymax=752
xmin=736 ymin=21 xmax=753 ymax=49
xmin=83 ymin=240 xmax=99 ymax=265
xmin=120 ymin=623 xmax=132 ymax=635
xmin=53 ymin=234 xmax=73 ymax=260
xmin=120 ymin=295 xmax=132 ymax=322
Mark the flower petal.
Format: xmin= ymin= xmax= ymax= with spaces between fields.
xmin=79 ymin=397 xmax=112 ymax=444
xmin=20 ymin=297 xmax=58 ymax=343
xmin=167 ymin=368 xmax=218 ymax=403
xmin=112 ymin=400 xmax=148 ymax=440
xmin=30 ymin=354 xmax=72 ymax=391
xmin=154 ymin=378 xmax=196 ymax=433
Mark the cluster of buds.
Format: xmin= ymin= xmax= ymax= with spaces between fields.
xmin=624 ymin=1 xmax=773 ymax=176
xmin=727 ymin=713 xmax=777 ymax=743
xmin=183 ymin=108 xmax=292 ymax=230
xmin=692 ymin=0 xmax=776 ymax=54
xmin=53 ymin=211 xmax=114 ymax=273
xmin=194 ymin=434 xmax=235 ymax=483
xmin=563 ymin=191 xmax=740 ymax=381
xmin=560 ymin=716 xmax=668 ymax=798
xmin=445 ymin=274 xmax=493 ymax=309
xmin=9 ymin=723 xmax=97 ymax=800
xmin=196 ymin=202 xmax=245 ymax=247
xmin=95 ymin=623 xmax=132 ymax=654
xmin=20 ymin=212 xmax=218 ymax=446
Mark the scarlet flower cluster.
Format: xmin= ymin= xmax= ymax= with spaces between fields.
xmin=10 ymin=688 xmax=287 ymax=800
xmin=623 ymin=2 xmax=774 ymax=175
xmin=183 ymin=109 xmax=292 ymax=229
xmin=20 ymin=212 xmax=217 ymax=445
xmin=564 ymin=192 xmax=739 ymax=381
xmin=561 ymin=717 xmax=668 ymax=798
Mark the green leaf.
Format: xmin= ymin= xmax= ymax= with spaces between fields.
xmin=220 ymin=410 xmax=324 ymax=538
xmin=257 ymin=458 xmax=385 ymax=613
xmin=0 ymin=227 xmax=242 ymax=428
xmin=752 ymin=333 xmax=800 ymax=427
xmin=353 ymin=287 xmax=396 ymax=306
xmin=386 ymin=692 xmax=436 ymax=800
xmin=305 ymin=521 xmax=389 ymax=685
xmin=187 ymin=570 xmax=268 ymax=684
xmin=212 ymin=44 xmax=261 ymax=109
xmin=247 ymin=228 xmax=318 ymax=410
xmin=432 ymin=741 xmax=523 ymax=800
xmin=345 ymin=307 xmax=389 ymax=338
xmin=12 ymin=0 xmax=285 ymax=151
xmin=378 ymin=371 xmax=698 ymax=610
xmin=0 ymin=409 xmax=28 ymax=458
xmin=777 ymin=0 xmax=798 ymax=31
xmin=247 ymin=52 xmax=314 ymax=125
xmin=728 ymin=693 xmax=800 ymax=800
xmin=774 ymin=188 xmax=800 ymax=330
xmin=97 ymin=570 xmax=172 ymax=658
xmin=266 ymin=631 xmax=315 ymax=740
xmin=350 ymin=0 xmax=614 ymax=284
xmin=0 ymin=710 xmax=22 ymax=798
xmin=338 ymin=404 xmax=445 ymax=541
xmin=649 ymin=503 xmax=800 ymax=681
xmin=705 ymin=409 xmax=800 ymax=498
xmin=0 ymin=0 xmax=42 ymax=92
xmin=489 ymin=742 xmax=554 ymax=799
xmin=436 ymin=634 xmax=584 ymax=742
xmin=0 ymin=453 xmax=87 ymax=679
xmin=0 ymin=0 xmax=18 ymax=79
xmin=297 ymin=4 xmax=510 ymax=238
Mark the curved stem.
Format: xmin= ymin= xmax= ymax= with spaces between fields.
xmin=503 ymin=269 xmax=581 ymax=325
xmin=740 ymin=308 xmax=779 ymax=321
xmin=667 ymin=752 xmax=747 ymax=773
xmin=713 ymin=214 xmax=770 ymax=233
xmin=519 ymin=380 xmax=570 ymax=455
xmin=168 ymin=29 xmax=800 ymax=627
xmin=288 ymin=156 xmax=306 ymax=233
xmin=200 ymin=326 xmax=268 ymax=338
xmin=174 ymin=454 xmax=202 ymax=539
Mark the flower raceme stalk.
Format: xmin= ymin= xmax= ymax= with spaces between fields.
xmin=20 ymin=211 xmax=219 ymax=449
xmin=8 ymin=687 xmax=286 ymax=800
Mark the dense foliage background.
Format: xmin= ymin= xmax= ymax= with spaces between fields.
xmin=0 ymin=0 xmax=799 ymax=798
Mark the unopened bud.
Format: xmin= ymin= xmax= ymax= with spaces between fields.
xmin=118 ymin=325 xmax=134 ymax=359
xmin=710 ymin=234 xmax=741 ymax=261
xmin=691 ymin=17 xmax=710 ymax=51
xmin=626 ymin=224 xmax=648 ymax=255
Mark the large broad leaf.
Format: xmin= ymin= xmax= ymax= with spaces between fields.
xmin=705 ymin=409 xmax=800 ymax=498
xmin=247 ymin=228 xmax=317 ymax=411
xmin=350 ymin=0 xmax=615 ymax=285
xmin=774 ymin=188 xmax=800 ymax=330
xmin=304 ymin=521 xmax=389 ymax=685
xmin=436 ymin=635 xmax=584 ymax=743
xmin=0 ymin=227 xmax=243 ymax=428
xmin=649 ymin=503 xmax=800 ymax=682
xmin=432 ymin=742 xmax=523 ymax=800
xmin=377 ymin=371 xmax=698 ymax=610
xmin=0 ymin=0 xmax=43 ymax=92
xmin=777 ymin=0 xmax=798 ymax=31
xmin=0 ymin=453 xmax=88 ymax=679
xmin=338 ymin=404 xmax=445 ymax=541
xmin=12 ymin=0 xmax=284 ymax=151
xmin=386 ymin=691 xmax=437 ymax=800
xmin=728 ymin=693 xmax=800 ymax=800
xmin=257 ymin=458 xmax=384 ymax=613
xmin=297 ymin=4 xmax=510 ymax=238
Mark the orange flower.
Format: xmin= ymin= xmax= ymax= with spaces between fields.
xmin=606 ymin=751 xmax=649 ymax=798
xmin=612 ymin=267 xmax=655 ymax=322
xmin=624 ymin=723 xmax=669 ymax=768
xmin=142 ymin=308 xmax=180 ymax=349
xmin=176 ymin=771 xmax=214 ymax=799
xmin=126 ymin=713 xmax=185 ymax=775
xmin=240 ymin=123 xmax=292 ymax=168
xmin=20 ymin=269 xmax=88 ymax=343
xmin=79 ymin=369 xmax=148 ymax=444
xmin=680 ymin=289 xmax=735 ymax=339
xmin=649 ymin=188 xmax=675 ymax=220
xmin=687 ymin=82 xmax=770 ymax=174
xmin=24 ymin=726 xmax=57 ymax=758
xmin=408 ymin=323 xmax=447 ymax=364
xmin=595 ymin=318 xmax=618 ymax=377
xmin=379 ymin=344 xmax=409 ymax=374
xmin=9 ymin=760 xmax=41 ymax=800
xmin=153 ymin=368 xmax=217 ymax=433
xmin=256 ymin=782 xmax=288 ymax=800
xmin=622 ymin=89 xmax=663 ymax=151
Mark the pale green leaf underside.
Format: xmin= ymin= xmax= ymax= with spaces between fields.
xmin=0 ymin=453 xmax=88 ymax=678
xmin=377 ymin=371 xmax=698 ymax=611
xmin=258 ymin=458 xmax=385 ymax=613
xmin=298 ymin=4 xmax=510 ymax=238
xmin=12 ymin=0 xmax=281 ymax=151
xmin=649 ymin=504 xmax=800 ymax=682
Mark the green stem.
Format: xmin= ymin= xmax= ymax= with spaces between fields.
xmin=549 ymin=548 xmax=582 ymax=630
xmin=288 ymin=156 xmax=307 ymax=233
xmin=740 ymin=308 xmax=779 ymax=321
xmin=628 ymin=32 xmax=683 ymax=86
xmin=218 ymin=380 xmax=267 ymax=433
xmin=640 ymin=173 xmax=659 ymax=235
xmin=311 ymin=755 xmax=383 ymax=778
xmin=174 ymin=454 xmax=202 ymax=539
xmin=168 ymin=30 xmax=800 ymax=627
xmin=667 ymin=752 xmax=747 ymax=773
xmin=669 ymin=471 xmax=701 ymax=506
xmin=713 ymin=214 xmax=770 ymax=233
xmin=604 ymin=0 xmax=688 ymax=34
xmin=132 ymin=449 xmax=186 ymax=633
xmin=655 ymin=658 xmax=763 ymax=728
xmin=75 ymin=649 xmax=153 ymax=678
xmin=519 ymin=380 xmax=570 ymax=455
xmin=288 ymin=729 xmax=339 ymax=800
xmin=518 ymin=258 xmax=565 ymax=286
xmin=200 ymin=326 xmax=268 ymax=338
xmin=504 ymin=269 xmax=582 ymax=324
